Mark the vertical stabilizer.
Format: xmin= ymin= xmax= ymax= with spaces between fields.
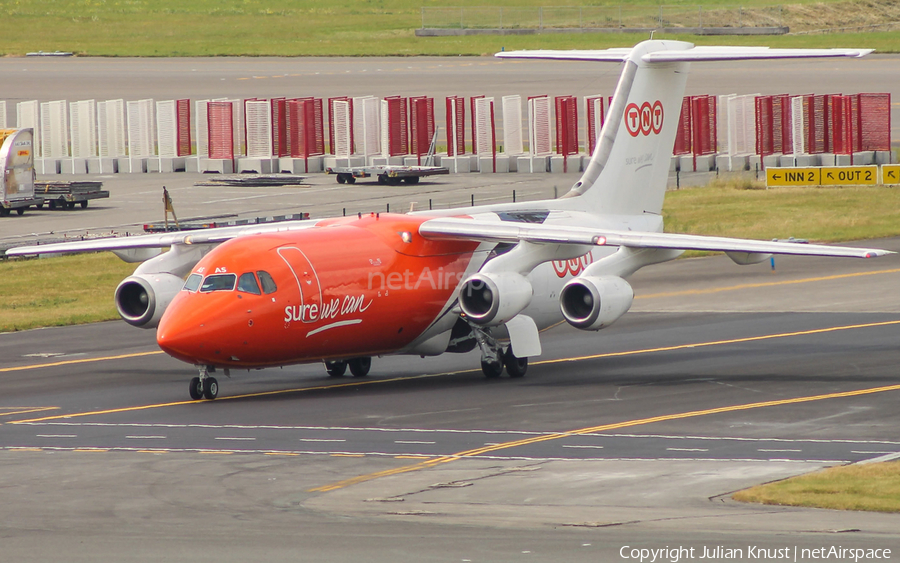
xmin=496 ymin=42 xmax=871 ymax=218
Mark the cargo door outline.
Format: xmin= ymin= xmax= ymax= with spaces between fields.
xmin=278 ymin=247 xmax=323 ymax=324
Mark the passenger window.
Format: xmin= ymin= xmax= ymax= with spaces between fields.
xmin=183 ymin=273 xmax=202 ymax=292
xmin=257 ymin=271 xmax=277 ymax=294
xmin=200 ymin=274 xmax=236 ymax=293
xmin=237 ymin=272 xmax=261 ymax=295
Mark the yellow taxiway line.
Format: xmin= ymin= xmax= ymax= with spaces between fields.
xmin=309 ymin=382 xmax=900 ymax=493
xmin=9 ymin=319 xmax=900 ymax=425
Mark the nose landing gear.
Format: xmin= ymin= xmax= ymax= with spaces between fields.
xmin=189 ymin=365 xmax=218 ymax=400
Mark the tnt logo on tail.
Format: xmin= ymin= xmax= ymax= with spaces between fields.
xmin=625 ymin=101 xmax=664 ymax=137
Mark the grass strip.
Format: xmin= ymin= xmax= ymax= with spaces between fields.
xmin=0 ymin=0 xmax=896 ymax=57
xmin=733 ymin=461 xmax=900 ymax=512
xmin=0 ymin=253 xmax=135 ymax=333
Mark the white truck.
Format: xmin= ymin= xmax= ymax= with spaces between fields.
xmin=0 ymin=129 xmax=42 ymax=216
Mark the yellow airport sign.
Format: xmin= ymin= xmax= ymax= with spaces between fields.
xmin=819 ymin=166 xmax=878 ymax=186
xmin=766 ymin=167 xmax=820 ymax=187
xmin=882 ymin=164 xmax=900 ymax=185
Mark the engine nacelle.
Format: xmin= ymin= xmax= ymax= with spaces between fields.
xmin=560 ymin=275 xmax=633 ymax=331
xmin=458 ymin=272 xmax=533 ymax=326
xmin=115 ymin=273 xmax=185 ymax=329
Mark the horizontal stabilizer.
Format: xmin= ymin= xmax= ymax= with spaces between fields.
xmin=496 ymin=46 xmax=873 ymax=64
xmin=418 ymin=218 xmax=892 ymax=259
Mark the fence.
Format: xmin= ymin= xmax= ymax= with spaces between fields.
xmin=421 ymin=5 xmax=785 ymax=30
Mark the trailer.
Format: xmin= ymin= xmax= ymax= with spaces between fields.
xmin=326 ymin=164 xmax=449 ymax=185
xmin=34 ymin=181 xmax=109 ymax=210
xmin=0 ymin=128 xmax=42 ymax=217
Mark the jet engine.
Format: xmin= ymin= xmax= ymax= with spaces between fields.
xmin=458 ymin=272 xmax=533 ymax=326
xmin=115 ymin=273 xmax=185 ymax=328
xmin=559 ymin=275 xmax=633 ymax=331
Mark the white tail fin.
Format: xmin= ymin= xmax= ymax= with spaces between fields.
xmin=497 ymin=42 xmax=871 ymax=217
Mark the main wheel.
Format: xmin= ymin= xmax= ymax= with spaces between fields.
xmin=325 ymin=360 xmax=348 ymax=377
xmin=203 ymin=377 xmax=219 ymax=400
xmin=481 ymin=359 xmax=503 ymax=379
xmin=377 ymin=174 xmax=388 ymax=185
xmin=336 ymin=174 xmax=347 ymax=184
xmin=403 ymin=176 xmax=420 ymax=185
xmin=348 ymin=357 xmax=371 ymax=377
xmin=48 ymin=201 xmax=57 ymax=210
xmin=65 ymin=201 xmax=75 ymax=210
xmin=80 ymin=200 xmax=89 ymax=209
xmin=16 ymin=208 xmax=25 ymax=216
xmin=189 ymin=377 xmax=203 ymax=400
xmin=346 ymin=176 xmax=356 ymax=184
xmin=504 ymin=350 xmax=528 ymax=378
xmin=0 ymin=208 xmax=9 ymax=217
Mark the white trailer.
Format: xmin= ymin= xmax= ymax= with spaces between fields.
xmin=0 ymin=129 xmax=42 ymax=216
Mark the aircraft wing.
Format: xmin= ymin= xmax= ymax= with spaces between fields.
xmin=4 ymin=219 xmax=323 ymax=257
xmin=418 ymin=217 xmax=892 ymax=259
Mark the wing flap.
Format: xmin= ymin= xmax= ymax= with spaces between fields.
xmin=418 ymin=218 xmax=892 ymax=259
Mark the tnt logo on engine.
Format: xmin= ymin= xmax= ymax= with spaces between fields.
xmin=624 ymin=101 xmax=664 ymax=137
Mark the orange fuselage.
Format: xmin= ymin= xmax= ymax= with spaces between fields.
xmin=157 ymin=214 xmax=480 ymax=368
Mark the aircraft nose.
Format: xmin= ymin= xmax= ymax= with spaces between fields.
xmin=157 ymin=302 xmax=214 ymax=365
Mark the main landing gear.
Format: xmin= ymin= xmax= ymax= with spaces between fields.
xmin=470 ymin=324 xmax=528 ymax=379
xmin=189 ymin=365 xmax=219 ymax=400
xmin=324 ymin=357 xmax=372 ymax=378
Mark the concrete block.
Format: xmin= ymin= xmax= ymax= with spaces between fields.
xmin=834 ymin=154 xmax=852 ymax=166
xmin=35 ymin=159 xmax=60 ymax=175
xmin=762 ymin=155 xmax=781 ymax=169
xmin=817 ymin=153 xmax=837 ymax=167
xmin=118 ymin=157 xmax=147 ymax=174
xmin=368 ymin=156 xmax=388 ymax=166
xmin=237 ymin=158 xmax=274 ymax=174
xmin=670 ymin=156 xmax=680 ymax=172
xmin=186 ymin=157 xmax=208 ymax=173
xmin=748 ymin=155 xmax=762 ymax=172
xmin=851 ymin=151 xmax=875 ymax=165
xmin=715 ymin=155 xmax=731 ymax=172
xmin=87 ymin=157 xmax=118 ymax=174
xmin=549 ymin=155 xmax=580 ymax=174
xmin=442 ymin=156 xmax=470 ymax=174
xmin=792 ymin=155 xmax=816 ymax=167
xmin=149 ymin=157 xmax=187 ymax=173
xmin=875 ymin=151 xmax=893 ymax=165
xmin=678 ymin=155 xmax=695 ymax=172
xmin=61 ymin=159 xmax=87 ymax=175
xmin=506 ymin=154 xmax=519 ymax=172
xmin=517 ymin=155 xmax=549 ymax=173
xmin=494 ymin=154 xmax=510 ymax=173
xmin=478 ymin=155 xmax=509 ymax=173
xmin=203 ymin=159 xmax=234 ymax=174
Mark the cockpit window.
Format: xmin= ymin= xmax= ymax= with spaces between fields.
xmin=237 ymin=272 xmax=261 ymax=295
xmin=257 ymin=271 xmax=277 ymax=294
xmin=183 ymin=273 xmax=202 ymax=292
xmin=200 ymin=274 xmax=236 ymax=293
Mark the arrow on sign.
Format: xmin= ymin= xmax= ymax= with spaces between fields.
xmin=888 ymin=170 xmax=898 ymax=181
xmin=825 ymin=171 xmax=835 ymax=180
xmin=772 ymin=174 xmax=781 ymax=181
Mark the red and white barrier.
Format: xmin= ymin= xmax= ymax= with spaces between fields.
xmin=584 ymin=95 xmax=604 ymax=156
xmin=244 ymin=99 xmax=273 ymax=158
xmin=70 ymin=100 xmax=97 ymax=159
xmin=410 ymin=96 xmax=435 ymax=165
xmin=528 ymin=95 xmax=552 ymax=157
xmin=555 ymin=95 xmax=578 ymax=172
xmin=328 ymin=97 xmax=353 ymax=157
xmin=287 ymin=97 xmax=325 ymax=172
xmin=445 ymin=96 xmax=465 ymax=157
xmin=381 ymin=96 xmax=408 ymax=159
xmin=473 ymin=96 xmax=496 ymax=172
xmin=353 ymin=96 xmax=380 ymax=158
xmin=502 ymin=95 xmax=524 ymax=157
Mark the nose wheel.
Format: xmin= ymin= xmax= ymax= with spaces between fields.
xmin=189 ymin=366 xmax=219 ymax=400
